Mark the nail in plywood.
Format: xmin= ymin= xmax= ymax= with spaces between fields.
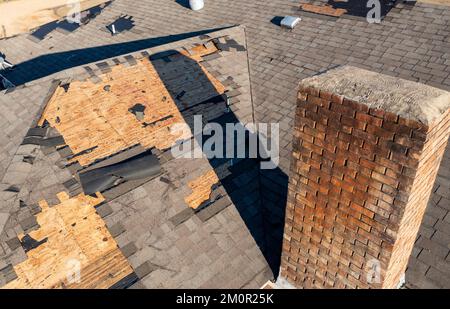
xmin=2 ymin=192 xmax=134 ymax=289
xmin=38 ymin=46 xmax=225 ymax=167
xmin=185 ymin=169 xmax=220 ymax=209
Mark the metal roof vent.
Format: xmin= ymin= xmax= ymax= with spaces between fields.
xmin=280 ymin=16 xmax=301 ymax=29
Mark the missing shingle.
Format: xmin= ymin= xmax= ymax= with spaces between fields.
xmin=106 ymin=15 xmax=135 ymax=36
xmin=20 ymin=234 xmax=48 ymax=252
xmin=28 ymin=136 xmax=65 ymax=147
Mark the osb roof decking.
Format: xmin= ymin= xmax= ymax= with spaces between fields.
xmin=38 ymin=44 xmax=224 ymax=167
xmin=3 ymin=192 xmax=134 ymax=289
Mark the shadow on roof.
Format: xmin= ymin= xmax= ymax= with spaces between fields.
xmin=151 ymin=50 xmax=288 ymax=277
xmin=1 ymin=26 xmax=235 ymax=86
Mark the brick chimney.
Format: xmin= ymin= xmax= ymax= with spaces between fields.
xmin=280 ymin=66 xmax=450 ymax=289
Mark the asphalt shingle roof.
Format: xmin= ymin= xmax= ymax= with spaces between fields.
xmin=0 ymin=0 xmax=449 ymax=288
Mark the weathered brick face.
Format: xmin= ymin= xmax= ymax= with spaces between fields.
xmin=280 ymin=67 xmax=450 ymax=289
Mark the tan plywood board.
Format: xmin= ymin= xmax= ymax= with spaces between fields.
xmin=2 ymin=192 xmax=133 ymax=289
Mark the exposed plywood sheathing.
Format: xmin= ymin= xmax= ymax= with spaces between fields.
xmin=185 ymin=170 xmax=220 ymax=209
xmin=38 ymin=45 xmax=225 ymax=167
xmin=300 ymin=4 xmax=348 ymax=17
xmin=2 ymin=192 xmax=134 ymax=289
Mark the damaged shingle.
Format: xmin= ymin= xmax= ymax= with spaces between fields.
xmin=0 ymin=265 xmax=18 ymax=286
xmin=20 ymin=234 xmax=48 ymax=252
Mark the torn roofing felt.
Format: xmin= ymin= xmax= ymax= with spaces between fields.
xmin=0 ymin=26 xmax=274 ymax=289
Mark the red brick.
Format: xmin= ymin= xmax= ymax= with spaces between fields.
xmin=282 ymin=77 xmax=450 ymax=289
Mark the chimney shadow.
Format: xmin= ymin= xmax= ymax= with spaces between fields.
xmin=151 ymin=49 xmax=288 ymax=277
